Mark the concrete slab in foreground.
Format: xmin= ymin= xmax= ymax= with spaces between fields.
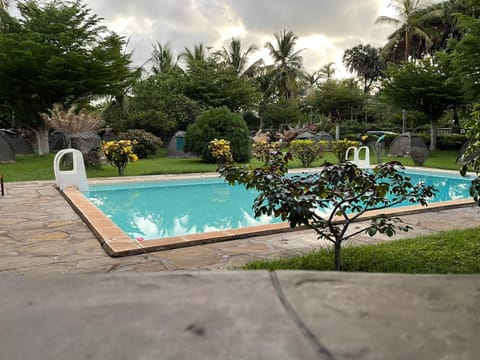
xmin=1 ymin=271 xmax=479 ymax=360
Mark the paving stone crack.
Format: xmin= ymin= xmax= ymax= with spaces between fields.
xmin=269 ymin=271 xmax=336 ymax=360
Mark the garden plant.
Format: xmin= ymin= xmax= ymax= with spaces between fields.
xmin=289 ymin=139 xmax=324 ymax=167
xmin=102 ymin=140 xmax=138 ymax=176
xmin=213 ymin=145 xmax=436 ymax=270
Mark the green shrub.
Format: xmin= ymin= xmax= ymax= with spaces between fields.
xmin=119 ymin=129 xmax=163 ymax=159
xmin=290 ymin=139 xmax=324 ymax=167
xmin=331 ymin=139 xmax=359 ymax=162
xmin=409 ymin=146 xmax=430 ymax=166
xmin=437 ymin=134 xmax=468 ymax=150
xmin=185 ymin=107 xmax=251 ymax=163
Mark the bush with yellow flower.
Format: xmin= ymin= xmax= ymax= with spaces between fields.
xmin=208 ymin=138 xmax=233 ymax=166
xmin=102 ymin=140 xmax=138 ymax=175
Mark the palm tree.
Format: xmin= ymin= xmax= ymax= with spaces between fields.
xmin=375 ymin=0 xmax=443 ymax=62
xmin=429 ymin=0 xmax=480 ymax=53
xmin=149 ymin=42 xmax=176 ymax=74
xmin=215 ymin=38 xmax=263 ymax=77
xmin=317 ymin=62 xmax=336 ymax=81
xmin=343 ymin=44 xmax=384 ymax=94
xmin=179 ymin=43 xmax=210 ymax=70
xmin=306 ymin=62 xmax=337 ymax=89
xmin=264 ymin=29 xmax=306 ymax=99
xmin=0 ymin=0 xmax=9 ymax=11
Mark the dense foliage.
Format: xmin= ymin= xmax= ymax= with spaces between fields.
xmin=185 ymin=107 xmax=252 ymax=163
xmin=382 ymin=57 xmax=462 ymax=151
xmin=0 ymin=0 xmax=137 ymax=154
xmin=126 ymin=70 xmax=201 ymax=139
xmin=118 ymin=129 xmax=162 ymax=159
xmin=215 ymin=147 xmax=435 ymax=270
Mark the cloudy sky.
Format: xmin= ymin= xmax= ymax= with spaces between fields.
xmin=77 ymin=0 xmax=404 ymax=77
xmin=8 ymin=0 xmax=407 ymax=76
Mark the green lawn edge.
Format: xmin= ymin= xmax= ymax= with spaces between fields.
xmin=242 ymin=228 xmax=480 ymax=274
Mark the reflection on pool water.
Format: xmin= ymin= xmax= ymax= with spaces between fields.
xmin=84 ymin=169 xmax=473 ymax=241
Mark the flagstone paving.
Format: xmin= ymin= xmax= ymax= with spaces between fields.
xmin=1 ymin=180 xmax=479 ymax=274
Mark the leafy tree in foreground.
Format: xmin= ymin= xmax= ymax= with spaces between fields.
xmin=460 ymin=104 xmax=480 ymax=206
xmin=215 ymin=149 xmax=436 ymax=270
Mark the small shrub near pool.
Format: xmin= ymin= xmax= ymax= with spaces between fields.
xmin=242 ymin=228 xmax=480 ymax=274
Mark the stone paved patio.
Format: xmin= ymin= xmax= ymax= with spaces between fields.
xmin=1 ymin=180 xmax=479 ymax=274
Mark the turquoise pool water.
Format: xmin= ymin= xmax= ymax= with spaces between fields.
xmin=84 ymin=169 xmax=473 ymax=240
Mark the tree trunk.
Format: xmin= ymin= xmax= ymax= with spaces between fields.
xmin=334 ymin=242 xmax=342 ymax=271
xmin=335 ymin=123 xmax=341 ymax=140
xmin=31 ymin=127 xmax=50 ymax=155
xmin=430 ymin=119 xmax=438 ymax=151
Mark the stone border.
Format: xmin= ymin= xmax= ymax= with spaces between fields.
xmin=60 ymin=170 xmax=476 ymax=257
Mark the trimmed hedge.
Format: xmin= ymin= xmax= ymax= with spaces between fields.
xmin=418 ymin=133 xmax=467 ymax=150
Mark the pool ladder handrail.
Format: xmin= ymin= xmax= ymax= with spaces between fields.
xmin=345 ymin=146 xmax=371 ymax=169
xmin=53 ymin=148 xmax=89 ymax=192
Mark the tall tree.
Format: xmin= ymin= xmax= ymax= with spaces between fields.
xmin=127 ymin=70 xmax=201 ymax=140
xmin=382 ymin=57 xmax=462 ymax=150
xmin=0 ymin=0 xmax=137 ymax=154
xmin=184 ymin=59 xmax=261 ymax=112
xmin=149 ymin=42 xmax=177 ymax=74
xmin=309 ymin=79 xmax=363 ymax=140
xmin=264 ymin=29 xmax=306 ymax=99
xmin=429 ymin=0 xmax=480 ymax=53
xmin=343 ymin=44 xmax=384 ymax=94
xmin=375 ymin=0 xmax=443 ymax=62
xmin=215 ymin=38 xmax=262 ymax=77
xmin=451 ymin=6 xmax=480 ymax=101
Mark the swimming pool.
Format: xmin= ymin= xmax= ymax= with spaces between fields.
xmin=62 ymin=169 xmax=474 ymax=256
xmin=81 ymin=168 xmax=475 ymax=244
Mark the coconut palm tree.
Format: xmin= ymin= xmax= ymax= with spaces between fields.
xmin=375 ymin=0 xmax=443 ymax=62
xmin=317 ymin=62 xmax=336 ymax=82
xmin=149 ymin=42 xmax=177 ymax=74
xmin=179 ymin=43 xmax=210 ymax=70
xmin=264 ymin=29 xmax=306 ymax=99
xmin=215 ymin=38 xmax=263 ymax=77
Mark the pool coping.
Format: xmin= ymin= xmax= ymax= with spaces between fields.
xmin=60 ymin=168 xmax=477 ymax=257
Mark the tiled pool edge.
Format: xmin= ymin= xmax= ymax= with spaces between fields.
xmin=60 ymin=179 xmax=476 ymax=257
xmin=61 ymin=185 xmax=301 ymax=257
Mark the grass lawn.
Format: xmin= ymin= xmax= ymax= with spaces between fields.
xmin=0 ymin=149 xmax=463 ymax=182
xmin=242 ymin=228 xmax=480 ymax=274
